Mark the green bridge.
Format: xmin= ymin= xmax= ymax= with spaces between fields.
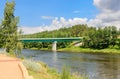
xmin=19 ymin=37 xmax=83 ymax=51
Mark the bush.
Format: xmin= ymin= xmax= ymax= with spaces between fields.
xmin=23 ymin=60 xmax=41 ymax=72
xmin=61 ymin=66 xmax=89 ymax=79
xmin=61 ymin=66 xmax=71 ymax=79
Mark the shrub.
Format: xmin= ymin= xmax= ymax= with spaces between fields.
xmin=23 ymin=60 xmax=41 ymax=72
xmin=61 ymin=66 xmax=71 ymax=79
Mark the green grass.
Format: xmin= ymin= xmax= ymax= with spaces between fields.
xmin=58 ymin=46 xmax=120 ymax=54
xmin=28 ymin=69 xmax=60 ymax=79
xmin=27 ymin=64 xmax=88 ymax=79
xmin=23 ymin=60 xmax=60 ymax=79
xmin=61 ymin=66 xmax=89 ymax=79
xmin=30 ymin=47 xmax=51 ymax=51
xmin=61 ymin=66 xmax=71 ymax=79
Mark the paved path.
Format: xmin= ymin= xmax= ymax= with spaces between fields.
xmin=0 ymin=54 xmax=33 ymax=79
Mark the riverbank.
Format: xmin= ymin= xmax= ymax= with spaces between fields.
xmin=30 ymin=48 xmax=51 ymax=51
xmin=0 ymin=53 xmax=88 ymax=79
xmin=23 ymin=60 xmax=60 ymax=79
xmin=24 ymin=60 xmax=88 ymax=79
xmin=58 ymin=46 xmax=120 ymax=54
xmin=26 ymin=60 xmax=88 ymax=79
xmin=29 ymin=46 xmax=120 ymax=54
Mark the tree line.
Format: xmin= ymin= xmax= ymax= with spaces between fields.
xmin=22 ymin=25 xmax=120 ymax=49
xmin=83 ymin=26 xmax=120 ymax=49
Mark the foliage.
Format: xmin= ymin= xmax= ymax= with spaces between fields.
xmin=25 ymin=60 xmax=60 ymax=79
xmin=16 ymin=42 xmax=23 ymax=56
xmin=83 ymin=26 xmax=118 ymax=49
xmin=60 ymin=66 xmax=88 ymax=79
xmin=23 ymin=60 xmax=41 ymax=72
xmin=0 ymin=1 xmax=19 ymax=53
xmin=61 ymin=66 xmax=71 ymax=79
xmin=59 ymin=46 xmax=120 ymax=54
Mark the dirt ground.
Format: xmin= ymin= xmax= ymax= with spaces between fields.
xmin=0 ymin=54 xmax=33 ymax=79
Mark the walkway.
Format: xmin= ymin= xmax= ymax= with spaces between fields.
xmin=0 ymin=54 xmax=33 ymax=79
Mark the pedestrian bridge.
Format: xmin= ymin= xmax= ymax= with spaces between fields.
xmin=19 ymin=37 xmax=83 ymax=51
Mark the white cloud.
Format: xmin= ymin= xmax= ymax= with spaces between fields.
xmin=41 ymin=16 xmax=55 ymax=20
xmin=21 ymin=17 xmax=88 ymax=34
xmin=73 ymin=10 xmax=80 ymax=13
xmin=88 ymin=19 xmax=102 ymax=27
xmin=20 ymin=26 xmax=43 ymax=34
xmin=93 ymin=0 xmax=120 ymax=27
xmin=94 ymin=0 xmax=120 ymax=12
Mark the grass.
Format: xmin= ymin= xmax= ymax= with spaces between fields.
xmin=28 ymin=69 xmax=60 ymax=79
xmin=29 ymin=45 xmax=120 ymax=54
xmin=61 ymin=66 xmax=70 ymax=79
xmin=30 ymin=47 xmax=53 ymax=52
xmin=61 ymin=66 xmax=89 ymax=79
xmin=58 ymin=46 xmax=120 ymax=54
xmin=23 ymin=60 xmax=60 ymax=79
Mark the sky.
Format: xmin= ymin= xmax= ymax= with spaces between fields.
xmin=0 ymin=0 xmax=120 ymax=34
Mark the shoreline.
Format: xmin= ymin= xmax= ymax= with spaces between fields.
xmin=58 ymin=47 xmax=120 ymax=54
xmin=25 ymin=47 xmax=120 ymax=54
xmin=0 ymin=53 xmax=87 ymax=79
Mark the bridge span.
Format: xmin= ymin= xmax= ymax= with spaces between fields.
xmin=19 ymin=37 xmax=83 ymax=51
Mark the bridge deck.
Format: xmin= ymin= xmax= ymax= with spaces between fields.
xmin=19 ymin=37 xmax=83 ymax=42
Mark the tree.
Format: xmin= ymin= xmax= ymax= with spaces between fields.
xmin=1 ymin=1 xmax=19 ymax=53
xmin=82 ymin=26 xmax=119 ymax=49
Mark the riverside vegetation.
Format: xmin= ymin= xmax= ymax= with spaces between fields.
xmin=23 ymin=59 xmax=88 ymax=79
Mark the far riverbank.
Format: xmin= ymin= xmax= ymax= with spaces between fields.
xmin=58 ymin=46 xmax=120 ymax=54
xmin=27 ymin=46 xmax=120 ymax=54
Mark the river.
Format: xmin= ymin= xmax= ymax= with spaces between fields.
xmin=21 ymin=49 xmax=120 ymax=79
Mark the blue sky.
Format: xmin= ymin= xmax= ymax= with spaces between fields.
xmin=0 ymin=0 xmax=120 ymax=34
xmin=0 ymin=0 xmax=98 ymax=26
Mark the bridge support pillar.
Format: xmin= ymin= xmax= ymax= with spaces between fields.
xmin=52 ymin=41 xmax=57 ymax=51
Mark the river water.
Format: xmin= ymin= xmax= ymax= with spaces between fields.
xmin=21 ymin=49 xmax=120 ymax=79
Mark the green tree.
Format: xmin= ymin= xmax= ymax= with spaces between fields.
xmin=83 ymin=26 xmax=119 ymax=49
xmin=1 ymin=1 xmax=19 ymax=53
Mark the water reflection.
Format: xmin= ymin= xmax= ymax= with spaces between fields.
xmin=96 ymin=57 xmax=120 ymax=79
xmin=21 ymin=49 xmax=120 ymax=79
xmin=52 ymin=51 xmax=58 ymax=63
